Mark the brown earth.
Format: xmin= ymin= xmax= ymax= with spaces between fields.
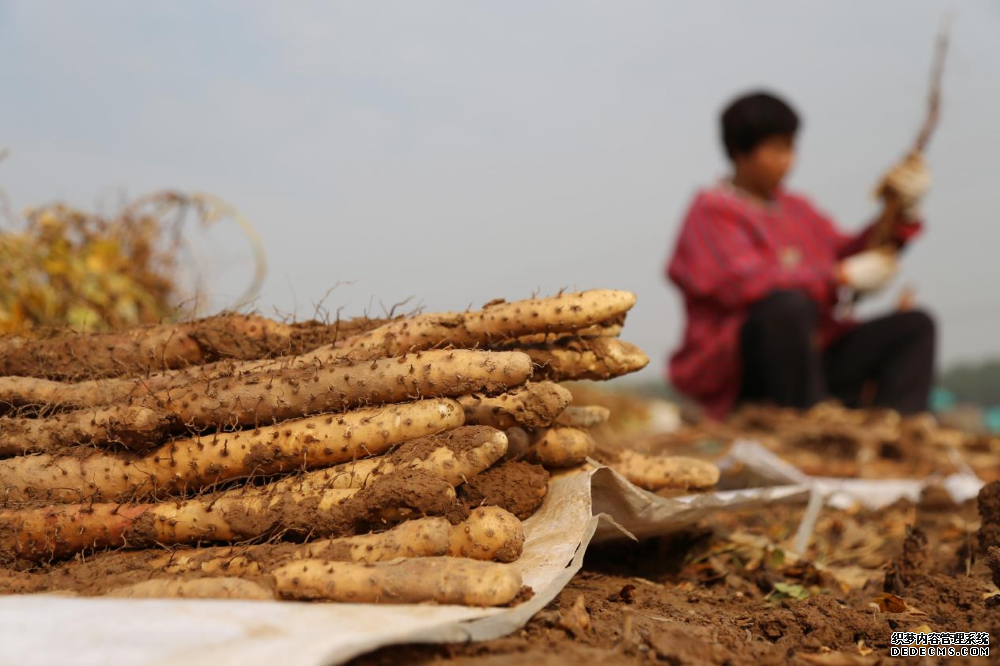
xmin=351 ymin=489 xmax=1000 ymax=666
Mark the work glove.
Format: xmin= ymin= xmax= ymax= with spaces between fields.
xmin=838 ymin=249 xmax=898 ymax=294
xmin=877 ymin=152 xmax=931 ymax=215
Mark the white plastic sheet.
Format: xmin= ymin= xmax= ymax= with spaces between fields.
xmin=0 ymin=467 xmax=807 ymax=666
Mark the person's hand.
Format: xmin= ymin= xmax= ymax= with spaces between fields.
xmin=838 ymin=250 xmax=898 ymax=293
xmin=878 ymin=152 xmax=931 ymax=215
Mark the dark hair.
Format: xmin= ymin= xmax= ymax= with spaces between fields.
xmin=721 ymin=91 xmax=800 ymax=159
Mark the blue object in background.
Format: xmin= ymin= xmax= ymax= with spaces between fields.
xmin=985 ymin=406 xmax=1000 ymax=434
xmin=930 ymin=387 xmax=956 ymax=413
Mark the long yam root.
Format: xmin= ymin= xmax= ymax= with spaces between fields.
xmin=1 ymin=468 xmax=457 ymax=562
xmin=155 ymin=518 xmax=456 ymax=573
xmin=458 ymin=382 xmax=571 ymax=430
xmin=518 ymin=338 xmax=649 ymax=381
xmin=531 ymin=427 xmax=595 ymax=468
xmin=106 ymin=577 xmax=274 ymax=600
xmin=0 ymin=349 xmax=528 ymax=454
xmin=0 ymin=314 xmax=298 ymax=380
xmin=273 ymin=556 xmax=523 ymax=606
xmin=289 ymin=425 xmax=507 ymax=491
xmin=0 ymin=398 xmax=463 ymax=504
xmin=305 ymin=289 xmax=636 ymax=361
xmin=609 ymin=450 xmax=720 ymax=491
xmin=0 ymin=291 xmax=630 ymax=411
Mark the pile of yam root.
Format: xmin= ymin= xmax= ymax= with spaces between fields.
xmin=0 ymin=289 xmax=718 ymax=607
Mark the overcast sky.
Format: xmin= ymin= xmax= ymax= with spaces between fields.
xmin=2 ymin=1 xmax=998 ymax=379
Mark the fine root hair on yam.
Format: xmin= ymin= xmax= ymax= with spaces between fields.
xmin=555 ymin=405 xmax=611 ymax=428
xmin=608 ymin=450 xmax=720 ymax=491
xmin=284 ymin=425 xmax=508 ymax=491
xmin=458 ymin=382 xmax=572 ymax=430
xmin=0 ymin=398 xmax=464 ymax=505
xmin=531 ymin=427 xmax=595 ymax=468
xmin=272 ymin=556 xmax=523 ymax=606
xmin=517 ymin=338 xmax=649 ymax=382
xmin=448 ymin=506 xmax=524 ymax=563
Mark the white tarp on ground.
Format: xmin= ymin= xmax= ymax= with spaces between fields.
xmin=0 ymin=466 xmax=808 ymax=666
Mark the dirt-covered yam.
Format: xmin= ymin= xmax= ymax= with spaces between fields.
xmin=273 ymin=557 xmax=523 ymax=606
xmin=0 ymin=398 xmax=463 ymax=504
xmin=458 ymin=382 xmax=572 ymax=430
xmin=289 ymin=426 xmax=507 ymax=491
xmin=106 ymin=577 xmax=274 ymax=600
xmin=312 ymin=290 xmax=637 ymax=360
xmin=531 ymin=428 xmax=595 ymax=468
xmin=520 ymin=338 xmax=649 ymax=382
xmin=460 ymin=460 xmax=549 ymax=520
xmin=448 ymin=507 xmax=524 ymax=563
xmin=0 ymin=314 xmax=297 ymax=380
xmin=609 ymin=450 xmax=720 ymax=491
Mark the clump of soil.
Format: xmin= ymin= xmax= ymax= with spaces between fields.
xmin=459 ymin=461 xmax=549 ymax=520
xmin=977 ymin=479 xmax=1000 ymax=552
xmin=883 ymin=525 xmax=928 ymax=594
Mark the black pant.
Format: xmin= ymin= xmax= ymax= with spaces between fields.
xmin=739 ymin=290 xmax=935 ymax=414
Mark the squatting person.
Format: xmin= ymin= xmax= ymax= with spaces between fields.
xmin=665 ymin=91 xmax=935 ymax=419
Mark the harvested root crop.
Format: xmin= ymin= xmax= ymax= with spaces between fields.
xmin=273 ymin=556 xmax=523 ymax=606
xmin=308 ymin=289 xmax=636 ymax=361
xmin=458 ymin=382 xmax=571 ymax=430
xmin=287 ymin=425 xmax=507 ymax=491
xmin=0 ymin=349 xmax=525 ymax=454
xmin=607 ymin=450 xmax=720 ymax=491
xmin=518 ymin=338 xmax=649 ymax=381
xmin=531 ymin=428 xmax=595 ymax=468
xmin=106 ymin=577 xmax=274 ymax=600
xmin=448 ymin=506 xmax=524 ymax=563
xmin=459 ymin=460 xmax=549 ymax=520
xmin=1 ymin=468 xmax=456 ymax=562
xmin=0 ymin=314 xmax=298 ymax=380
xmin=0 ymin=398 xmax=463 ymax=504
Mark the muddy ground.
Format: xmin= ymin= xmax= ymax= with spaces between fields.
xmin=351 ymin=489 xmax=999 ymax=665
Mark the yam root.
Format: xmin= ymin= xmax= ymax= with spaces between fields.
xmin=0 ymin=404 xmax=179 ymax=457
xmin=0 ymin=398 xmax=463 ymax=504
xmin=458 ymin=382 xmax=571 ymax=430
xmin=106 ymin=577 xmax=274 ymax=600
xmin=459 ymin=460 xmax=549 ymax=520
xmin=1 ymin=468 xmax=457 ymax=562
xmin=531 ymin=428 xmax=595 ymax=468
xmin=287 ymin=425 xmax=507 ymax=491
xmin=0 ymin=349 xmax=527 ymax=454
xmin=609 ymin=450 xmax=720 ymax=491
xmin=0 ymin=291 xmax=629 ymax=411
xmin=511 ymin=321 xmax=623 ymax=346
xmin=448 ymin=506 xmax=524 ymax=563
xmin=555 ymin=405 xmax=610 ymax=428
xmin=273 ymin=556 xmax=523 ymax=606
xmin=502 ymin=427 xmax=531 ymax=461
xmin=518 ymin=338 xmax=649 ymax=381
xmin=0 ymin=314 xmax=297 ymax=380
xmin=309 ymin=289 xmax=637 ymax=361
